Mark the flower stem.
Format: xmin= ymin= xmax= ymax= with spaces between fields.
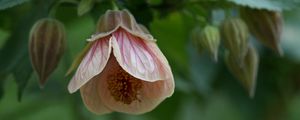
xmin=48 ymin=1 xmax=60 ymax=18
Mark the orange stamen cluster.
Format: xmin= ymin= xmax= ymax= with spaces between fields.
xmin=107 ymin=67 xmax=143 ymax=104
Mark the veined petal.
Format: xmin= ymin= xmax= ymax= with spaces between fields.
xmin=111 ymin=29 xmax=172 ymax=82
xmin=68 ymin=37 xmax=112 ymax=93
xmin=80 ymin=76 xmax=111 ymax=115
xmin=97 ymin=56 xmax=174 ymax=114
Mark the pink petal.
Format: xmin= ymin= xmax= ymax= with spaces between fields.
xmin=80 ymin=76 xmax=111 ymax=115
xmin=111 ymin=29 xmax=172 ymax=82
xmin=97 ymin=56 xmax=174 ymax=114
xmin=88 ymin=10 xmax=155 ymax=42
xmin=68 ymin=37 xmax=112 ymax=93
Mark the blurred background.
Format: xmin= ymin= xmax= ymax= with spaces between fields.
xmin=1 ymin=0 xmax=300 ymax=120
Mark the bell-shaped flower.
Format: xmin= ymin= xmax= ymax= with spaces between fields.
xmin=67 ymin=9 xmax=174 ymax=115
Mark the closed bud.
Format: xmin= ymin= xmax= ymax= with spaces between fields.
xmin=225 ymin=45 xmax=259 ymax=98
xmin=221 ymin=18 xmax=249 ymax=64
xmin=240 ymin=7 xmax=283 ymax=55
xmin=29 ymin=18 xmax=66 ymax=87
xmin=192 ymin=25 xmax=220 ymax=62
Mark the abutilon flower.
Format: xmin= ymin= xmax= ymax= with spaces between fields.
xmin=67 ymin=10 xmax=174 ymax=115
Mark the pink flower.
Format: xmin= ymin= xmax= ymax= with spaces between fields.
xmin=67 ymin=10 xmax=174 ymax=115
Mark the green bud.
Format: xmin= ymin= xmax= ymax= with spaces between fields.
xmin=192 ymin=25 xmax=220 ymax=62
xmin=221 ymin=18 xmax=249 ymax=64
xmin=225 ymin=45 xmax=259 ymax=98
xmin=240 ymin=7 xmax=283 ymax=55
xmin=29 ymin=18 xmax=66 ymax=87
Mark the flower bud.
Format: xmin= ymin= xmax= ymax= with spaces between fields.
xmin=29 ymin=18 xmax=66 ymax=87
xmin=225 ymin=45 xmax=259 ymax=98
xmin=221 ymin=18 xmax=249 ymax=64
xmin=240 ymin=7 xmax=283 ymax=55
xmin=192 ymin=25 xmax=220 ymax=62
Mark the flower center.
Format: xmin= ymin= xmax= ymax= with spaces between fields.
xmin=107 ymin=66 xmax=143 ymax=104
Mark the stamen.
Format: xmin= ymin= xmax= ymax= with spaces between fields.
xmin=107 ymin=66 xmax=143 ymax=104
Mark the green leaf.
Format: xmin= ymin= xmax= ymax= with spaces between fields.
xmin=90 ymin=1 xmax=111 ymax=21
xmin=0 ymin=0 xmax=55 ymax=101
xmin=147 ymin=0 xmax=162 ymax=5
xmin=150 ymin=12 xmax=189 ymax=73
xmin=125 ymin=0 xmax=154 ymax=27
xmin=13 ymin=54 xmax=32 ymax=101
xmin=0 ymin=75 xmax=6 ymax=100
xmin=228 ymin=0 xmax=300 ymax=11
xmin=77 ymin=0 xmax=94 ymax=16
xmin=0 ymin=0 xmax=30 ymax=10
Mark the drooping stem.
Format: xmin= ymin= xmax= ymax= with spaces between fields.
xmin=111 ymin=0 xmax=119 ymax=10
xmin=48 ymin=0 xmax=79 ymax=18
xmin=48 ymin=1 xmax=60 ymax=18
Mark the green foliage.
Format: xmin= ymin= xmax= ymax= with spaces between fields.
xmin=90 ymin=0 xmax=111 ymax=21
xmin=13 ymin=54 xmax=32 ymax=101
xmin=124 ymin=0 xmax=154 ymax=27
xmin=0 ymin=0 xmax=55 ymax=101
xmin=0 ymin=79 xmax=4 ymax=99
xmin=150 ymin=12 xmax=189 ymax=73
xmin=0 ymin=0 xmax=30 ymax=10
xmin=147 ymin=0 xmax=162 ymax=5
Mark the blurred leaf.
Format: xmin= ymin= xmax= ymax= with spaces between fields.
xmin=0 ymin=76 xmax=5 ymax=99
xmin=228 ymin=0 xmax=300 ymax=11
xmin=60 ymin=0 xmax=78 ymax=4
xmin=13 ymin=54 xmax=32 ymax=101
xmin=0 ymin=0 xmax=55 ymax=101
xmin=150 ymin=12 xmax=189 ymax=73
xmin=77 ymin=0 xmax=94 ymax=16
xmin=90 ymin=1 xmax=111 ymax=21
xmin=0 ymin=0 xmax=30 ymax=10
xmin=0 ymin=29 xmax=10 ymax=48
xmin=147 ymin=0 xmax=162 ymax=5
xmin=130 ymin=7 xmax=153 ymax=28
xmin=184 ymin=3 xmax=208 ymax=24
xmin=0 ymin=12 xmax=13 ymax=31
xmin=0 ymin=4 xmax=30 ymax=31
xmin=124 ymin=0 xmax=145 ymax=7
xmin=56 ymin=3 xmax=78 ymax=23
xmin=123 ymin=0 xmax=153 ymax=27
xmin=149 ymin=91 xmax=184 ymax=120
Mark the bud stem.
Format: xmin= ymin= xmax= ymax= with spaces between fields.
xmin=224 ymin=9 xmax=231 ymax=19
xmin=111 ymin=0 xmax=119 ymax=11
xmin=49 ymin=1 xmax=61 ymax=18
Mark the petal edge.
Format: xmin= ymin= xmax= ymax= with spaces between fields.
xmin=111 ymin=29 xmax=172 ymax=82
xmin=68 ymin=37 xmax=112 ymax=93
xmin=80 ymin=77 xmax=111 ymax=115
